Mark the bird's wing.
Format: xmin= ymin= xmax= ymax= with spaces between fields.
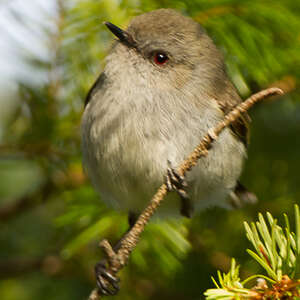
xmin=229 ymin=113 xmax=250 ymax=147
xmin=216 ymin=81 xmax=257 ymax=206
xmin=216 ymin=81 xmax=250 ymax=147
xmin=84 ymin=72 xmax=107 ymax=108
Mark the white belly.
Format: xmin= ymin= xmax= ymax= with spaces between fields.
xmin=81 ymin=84 xmax=246 ymax=217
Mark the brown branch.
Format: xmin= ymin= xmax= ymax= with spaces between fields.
xmin=0 ymin=143 xmax=68 ymax=158
xmin=0 ymin=255 xmax=63 ymax=278
xmin=0 ymin=179 xmax=54 ymax=222
xmin=0 ymin=166 xmax=85 ymax=222
xmin=88 ymin=87 xmax=284 ymax=299
xmin=252 ymin=276 xmax=300 ymax=299
xmin=0 ymin=258 xmax=44 ymax=278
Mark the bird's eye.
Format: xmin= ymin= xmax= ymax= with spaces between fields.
xmin=153 ymin=52 xmax=169 ymax=65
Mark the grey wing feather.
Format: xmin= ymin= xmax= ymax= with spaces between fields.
xmin=229 ymin=181 xmax=258 ymax=208
xmin=84 ymin=72 xmax=107 ymax=107
xmin=216 ymin=80 xmax=251 ymax=147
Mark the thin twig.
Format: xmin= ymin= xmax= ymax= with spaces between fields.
xmin=0 ymin=255 xmax=63 ymax=279
xmin=0 ymin=180 xmax=54 ymax=222
xmin=88 ymin=87 xmax=284 ymax=299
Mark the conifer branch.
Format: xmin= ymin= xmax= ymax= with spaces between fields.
xmin=205 ymin=204 xmax=300 ymax=299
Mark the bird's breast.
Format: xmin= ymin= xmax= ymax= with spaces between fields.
xmin=81 ymin=73 xmax=246 ymax=214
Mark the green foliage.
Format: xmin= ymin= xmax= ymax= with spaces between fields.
xmin=205 ymin=205 xmax=300 ymax=299
xmin=205 ymin=259 xmax=256 ymax=300
xmin=0 ymin=1 xmax=300 ymax=300
xmin=245 ymin=209 xmax=300 ymax=281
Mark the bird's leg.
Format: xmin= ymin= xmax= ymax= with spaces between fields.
xmin=95 ymin=212 xmax=138 ymax=296
xmin=165 ymin=161 xmax=193 ymax=218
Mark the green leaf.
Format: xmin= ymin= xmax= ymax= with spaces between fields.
xmin=246 ymin=249 xmax=278 ymax=280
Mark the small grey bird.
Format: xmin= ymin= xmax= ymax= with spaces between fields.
xmin=81 ymin=8 xmax=256 ymax=295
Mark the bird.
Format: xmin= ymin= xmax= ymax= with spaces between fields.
xmin=81 ymin=8 xmax=256 ymax=295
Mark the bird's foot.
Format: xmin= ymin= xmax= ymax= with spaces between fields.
xmin=95 ymin=260 xmax=120 ymax=296
xmin=165 ymin=161 xmax=193 ymax=218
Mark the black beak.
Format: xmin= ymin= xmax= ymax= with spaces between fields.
xmin=104 ymin=22 xmax=134 ymax=46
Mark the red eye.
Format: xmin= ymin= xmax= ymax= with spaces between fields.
xmin=154 ymin=52 xmax=168 ymax=65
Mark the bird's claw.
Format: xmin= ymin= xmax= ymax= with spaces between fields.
xmin=95 ymin=261 xmax=120 ymax=296
xmin=165 ymin=161 xmax=187 ymax=192
xmin=165 ymin=161 xmax=193 ymax=218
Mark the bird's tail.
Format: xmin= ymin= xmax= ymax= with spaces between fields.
xmin=229 ymin=181 xmax=257 ymax=208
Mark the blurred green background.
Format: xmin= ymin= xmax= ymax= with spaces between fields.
xmin=0 ymin=0 xmax=299 ymax=299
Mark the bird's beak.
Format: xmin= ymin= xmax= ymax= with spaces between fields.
xmin=104 ymin=22 xmax=134 ymax=46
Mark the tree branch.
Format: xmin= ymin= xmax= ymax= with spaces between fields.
xmin=0 ymin=180 xmax=54 ymax=222
xmin=0 ymin=255 xmax=64 ymax=279
xmin=88 ymin=87 xmax=284 ymax=299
